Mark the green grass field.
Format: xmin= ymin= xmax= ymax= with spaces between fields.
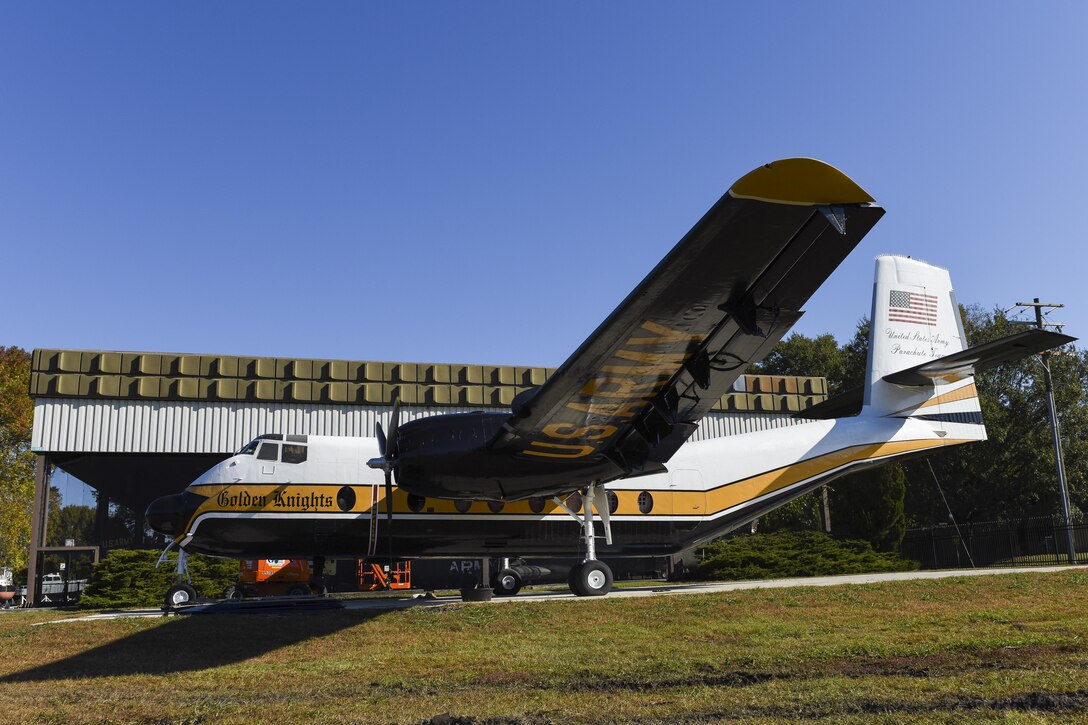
xmin=3 ymin=569 xmax=1088 ymax=724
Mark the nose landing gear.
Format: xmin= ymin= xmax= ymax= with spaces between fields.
xmin=156 ymin=540 xmax=199 ymax=610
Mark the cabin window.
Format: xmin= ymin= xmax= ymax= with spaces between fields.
xmin=407 ymin=494 xmax=426 ymax=513
xmin=487 ymin=500 xmax=505 ymax=513
xmin=336 ymin=486 xmax=356 ymax=512
xmin=565 ymin=492 xmax=582 ymax=513
xmin=237 ymin=440 xmax=260 ymax=456
xmin=638 ymin=491 xmax=654 ymax=514
xmin=606 ymin=490 xmax=619 ymax=514
xmin=286 ymin=434 xmax=307 ymax=443
xmin=528 ymin=497 xmax=546 ymax=514
xmin=282 ymin=444 xmax=307 ymax=464
xmin=454 ymin=499 xmax=472 ymax=513
xmin=257 ymin=442 xmax=279 ymax=461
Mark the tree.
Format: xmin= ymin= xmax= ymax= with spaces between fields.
xmin=47 ymin=498 xmax=96 ymax=547
xmin=0 ymin=347 xmax=34 ymax=573
xmin=830 ymin=463 xmax=907 ymax=551
xmin=756 ymin=332 xmax=849 ymax=394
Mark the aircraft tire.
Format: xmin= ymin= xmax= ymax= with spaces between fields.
xmin=570 ymin=561 xmax=613 ymax=597
xmin=493 ymin=568 xmax=523 ymax=597
xmin=164 ymin=584 xmax=197 ymax=609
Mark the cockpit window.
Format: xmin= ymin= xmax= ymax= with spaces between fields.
xmin=257 ymin=442 xmax=279 ymax=461
xmin=237 ymin=440 xmax=260 ymax=456
xmin=282 ymin=444 xmax=307 ymax=464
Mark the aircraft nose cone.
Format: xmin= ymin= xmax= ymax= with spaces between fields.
xmin=146 ymin=491 xmax=206 ymax=538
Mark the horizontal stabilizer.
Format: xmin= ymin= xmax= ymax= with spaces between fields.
xmin=882 ymin=329 xmax=1076 ymax=387
xmin=794 ymin=385 xmax=863 ymax=420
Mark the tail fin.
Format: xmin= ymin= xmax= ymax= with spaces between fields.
xmin=864 ymin=256 xmax=983 ymax=431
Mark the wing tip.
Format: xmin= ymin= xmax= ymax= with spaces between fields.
xmin=729 ymin=158 xmax=875 ymax=206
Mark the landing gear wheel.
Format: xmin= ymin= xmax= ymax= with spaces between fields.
xmin=570 ymin=561 xmax=613 ymax=597
xmin=164 ymin=584 xmax=197 ymax=609
xmin=493 ymin=568 xmax=523 ymax=597
xmin=285 ymin=584 xmax=310 ymax=597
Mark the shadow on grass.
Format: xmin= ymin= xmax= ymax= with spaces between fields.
xmin=1 ymin=608 xmax=380 ymax=682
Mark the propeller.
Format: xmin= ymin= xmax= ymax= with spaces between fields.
xmin=367 ymin=399 xmax=401 ymax=569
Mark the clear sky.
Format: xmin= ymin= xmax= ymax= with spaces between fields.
xmin=2 ymin=3 xmax=1085 ymax=369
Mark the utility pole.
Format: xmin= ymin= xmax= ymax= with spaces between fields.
xmin=1012 ymin=298 xmax=1076 ymax=564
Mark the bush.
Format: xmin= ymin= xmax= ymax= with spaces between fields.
xmin=79 ymin=549 xmax=238 ymax=609
xmin=687 ymin=530 xmax=918 ymax=582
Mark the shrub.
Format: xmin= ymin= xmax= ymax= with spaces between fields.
xmin=687 ymin=530 xmax=918 ymax=582
xmin=79 ymin=549 xmax=238 ymax=609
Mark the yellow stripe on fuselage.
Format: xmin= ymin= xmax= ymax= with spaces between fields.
xmin=184 ymin=438 xmax=968 ymax=532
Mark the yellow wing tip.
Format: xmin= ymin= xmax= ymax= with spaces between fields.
xmin=729 ymin=158 xmax=875 ymax=206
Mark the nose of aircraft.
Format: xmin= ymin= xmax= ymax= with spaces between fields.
xmin=146 ymin=491 xmax=207 ymax=538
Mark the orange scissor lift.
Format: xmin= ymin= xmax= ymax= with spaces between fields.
xmin=359 ymin=560 xmax=412 ymax=591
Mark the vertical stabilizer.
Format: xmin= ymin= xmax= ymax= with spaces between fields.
xmin=864 ymin=256 xmax=982 ymax=433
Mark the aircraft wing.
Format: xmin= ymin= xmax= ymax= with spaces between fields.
xmin=488 ymin=158 xmax=885 ymax=474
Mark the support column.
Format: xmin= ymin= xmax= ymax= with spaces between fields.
xmin=133 ymin=508 xmax=146 ymax=547
xmin=94 ymin=490 xmax=109 ymax=552
xmin=26 ymin=455 xmax=51 ymax=607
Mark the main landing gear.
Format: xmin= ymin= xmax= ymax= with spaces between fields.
xmin=554 ymin=483 xmax=614 ymax=597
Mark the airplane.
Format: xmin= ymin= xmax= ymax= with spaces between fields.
xmin=145 ymin=158 xmax=1073 ymax=605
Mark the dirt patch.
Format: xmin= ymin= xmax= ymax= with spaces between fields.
xmin=414 ymin=715 xmax=555 ymax=725
xmin=565 ymin=670 xmax=773 ymax=692
xmin=817 ymin=643 xmax=1083 ymax=679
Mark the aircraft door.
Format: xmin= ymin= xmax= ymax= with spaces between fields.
xmin=669 ymin=469 xmax=706 ymax=516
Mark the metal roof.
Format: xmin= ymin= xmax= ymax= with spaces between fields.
xmin=29 ymin=349 xmax=828 ymax=454
xmin=30 ymin=349 xmax=827 ymax=412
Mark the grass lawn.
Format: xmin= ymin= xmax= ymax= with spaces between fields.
xmin=2 ymin=569 xmax=1088 ymax=723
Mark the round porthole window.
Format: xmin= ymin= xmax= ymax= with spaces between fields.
xmin=565 ymin=492 xmax=582 ymax=513
xmin=528 ymin=496 xmax=546 ymax=514
xmin=606 ymin=490 xmax=619 ymax=514
xmin=487 ymin=500 xmax=505 ymax=513
xmin=637 ymin=491 xmax=654 ymax=514
xmin=454 ymin=499 xmax=472 ymax=513
xmin=337 ymin=486 xmax=356 ymax=512
xmin=407 ymin=494 xmax=426 ymax=512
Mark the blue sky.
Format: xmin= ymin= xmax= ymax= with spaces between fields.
xmin=2 ymin=3 xmax=1085 ymax=370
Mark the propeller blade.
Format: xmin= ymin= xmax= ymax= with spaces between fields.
xmin=375 ymin=421 xmax=387 ymax=458
xmin=386 ymin=398 xmax=402 ymax=460
xmin=385 ymin=469 xmax=394 ymax=567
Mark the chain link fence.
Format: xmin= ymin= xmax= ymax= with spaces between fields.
xmin=902 ymin=514 xmax=1088 ymax=569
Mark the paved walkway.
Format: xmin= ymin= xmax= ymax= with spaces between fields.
xmin=31 ymin=564 xmax=1083 ymax=623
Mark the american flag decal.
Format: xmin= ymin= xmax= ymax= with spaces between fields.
xmin=889 ymin=290 xmax=938 ymax=325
